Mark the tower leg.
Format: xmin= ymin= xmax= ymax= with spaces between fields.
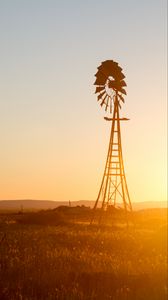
xmin=91 ymin=95 xmax=132 ymax=226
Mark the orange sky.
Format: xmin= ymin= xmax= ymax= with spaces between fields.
xmin=0 ymin=1 xmax=167 ymax=202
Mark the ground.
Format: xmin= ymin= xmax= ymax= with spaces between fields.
xmin=0 ymin=207 xmax=167 ymax=300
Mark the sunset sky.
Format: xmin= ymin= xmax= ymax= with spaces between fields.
xmin=0 ymin=0 xmax=167 ymax=203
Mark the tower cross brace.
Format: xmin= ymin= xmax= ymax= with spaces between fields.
xmin=91 ymin=93 xmax=132 ymax=224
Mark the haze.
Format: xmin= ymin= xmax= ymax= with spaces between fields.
xmin=0 ymin=0 xmax=167 ymax=202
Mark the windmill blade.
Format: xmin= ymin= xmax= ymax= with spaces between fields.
xmin=120 ymin=80 xmax=127 ymax=87
xmin=98 ymin=90 xmax=106 ymax=101
xmin=102 ymin=60 xmax=122 ymax=72
xmin=98 ymin=64 xmax=112 ymax=77
xmin=120 ymin=88 xmax=127 ymax=95
xmin=118 ymin=87 xmax=127 ymax=95
xmin=115 ymin=72 xmax=125 ymax=80
xmin=105 ymin=96 xmax=110 ymax=111
xmin=118 ymin=94 xmax=125 ymax=103
xmin=100 ymin=66 xmax=125 ymax=82
xmin=100 ymin=94 xmax=108 ymax=107
xmin=101 ymin=60 xmax=125 ymax=81
xmin=95 ymin=86 xmax=105 ymax=94
xmin=94 ymin=77 xmax=106 ymax=85
xmin=108 ymin=80 xmax=116 ymax=89
xmin=110 ymin=97 xmax=113 ymax=113
xmin=94 ymin=70 xmax=107 ymax=86
xmin=109 ymin=80 xmax=126 ymax=91
xmin=94 ymin=70 xmax=107 ymax=84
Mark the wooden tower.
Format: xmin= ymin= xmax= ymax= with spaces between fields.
xmin=91 ymin=60 xmax=132 ymax=224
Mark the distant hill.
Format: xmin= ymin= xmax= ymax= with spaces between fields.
xmin=0 ymin=199 xmax=167 ymax=211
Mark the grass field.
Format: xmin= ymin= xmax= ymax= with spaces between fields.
xmin=0 ymin=207 xmax=167 ymax=300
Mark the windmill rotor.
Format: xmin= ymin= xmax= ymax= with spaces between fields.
xmin=94 ymin=60 xmax=127 ymax=113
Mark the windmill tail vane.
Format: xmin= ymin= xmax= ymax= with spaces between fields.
xmin=91 ymin=59 xmax=132 ymax=225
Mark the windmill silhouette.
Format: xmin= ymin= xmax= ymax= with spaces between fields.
xmin=91 ymin=60 xmax=132 ymax=225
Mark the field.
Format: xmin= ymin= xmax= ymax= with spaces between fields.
xmin=0 ymin=207 xmax=167 ymax=300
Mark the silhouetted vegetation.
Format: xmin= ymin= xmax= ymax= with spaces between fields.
xmin=0 ymin=207 xmax=167 ymax=299
xmin=16 ymin=210 xmax=66 ymax=226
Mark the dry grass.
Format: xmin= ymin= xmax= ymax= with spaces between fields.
xmin=0 ymin=208 xmax=167 ymax=300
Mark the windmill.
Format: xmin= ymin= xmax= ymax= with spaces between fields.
xmin=91 ymin=60 xmax=132 ymax=225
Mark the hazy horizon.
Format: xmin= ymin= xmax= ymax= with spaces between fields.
xmin=0 ymin=199 xmax=167 ymax=204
